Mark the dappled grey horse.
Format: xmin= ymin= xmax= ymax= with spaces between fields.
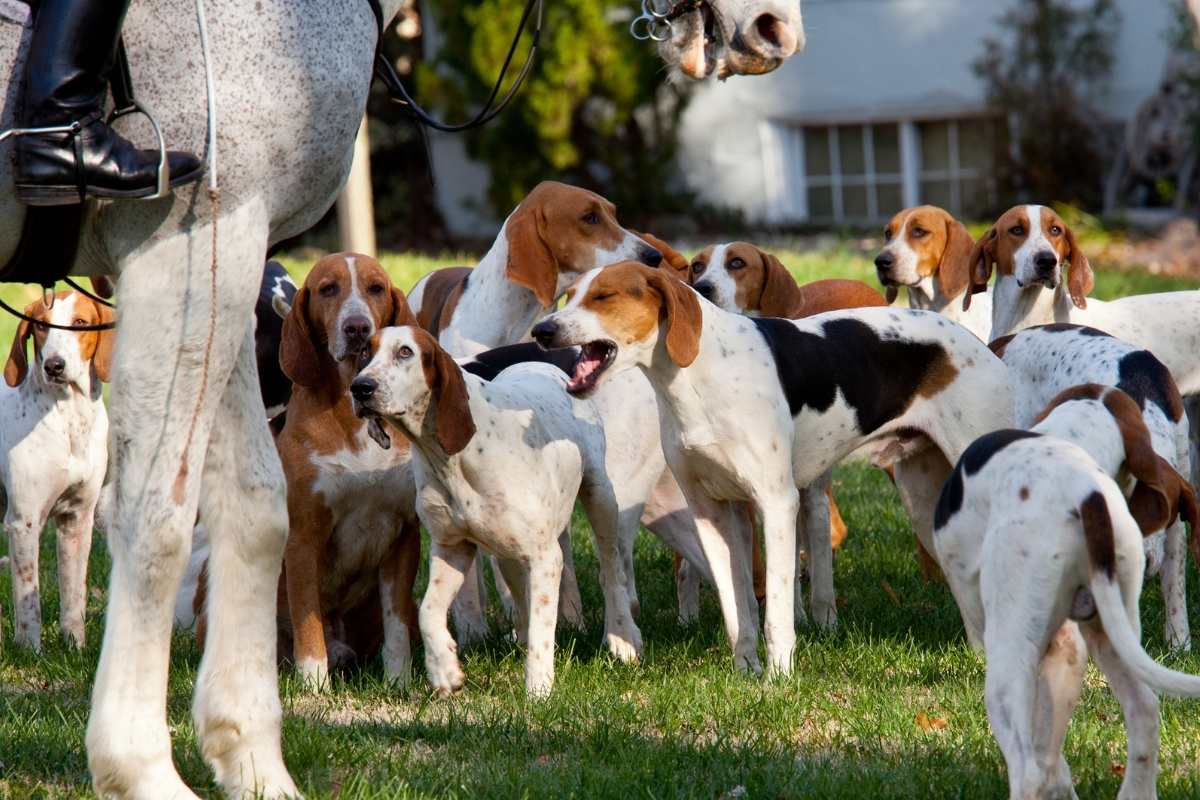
xmin=0 ymin=0 xmax=804 ymax=797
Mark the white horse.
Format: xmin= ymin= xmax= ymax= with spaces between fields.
xmin=0 ymin=1 xmax=805 ymax=797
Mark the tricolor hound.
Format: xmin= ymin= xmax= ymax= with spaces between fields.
xmin=350 ymin=326 xmax=643 ymax=696
xmin=2 ymin=291 xmax=112 ymax=651
xmin=873 ymin=205 xmax=993 ymax=342
xmin=990 ymin=323 xmax=1195 ymax=650
xmin=934 ymin=385 xmax=1199 ymax=799
xmin=275 ymin=253 xmax=422 ymax=688
xmin=534 ymin=262 xmax=1013 ymax=674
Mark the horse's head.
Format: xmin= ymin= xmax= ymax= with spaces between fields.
xmin=658 ymin=0 xmax=804 ymax=80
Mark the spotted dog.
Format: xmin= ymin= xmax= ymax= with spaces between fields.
xmin=873 ymin=205 xmax=991 ymax=341
xmin=934 ymin=385 xmax=1200 ymax=799
xmin=1 ymin=291 xmax=113 ymax=652
xmin=275 ymin=253 xmax=423 ymax=688
xmin=990 ymin=323 xmax=1196 ymax=650
xmin=534 ymin=262 xmax=1013 ymax=675
xmin=351 ymin=326 xmax=643 ymax=696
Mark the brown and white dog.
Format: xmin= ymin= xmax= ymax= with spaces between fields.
xmin=1 ymin=291 xmax=113 ymax=652
xmin=275 ymin=253 xmax=422 ymax=688
xmin=873 ymin=205 xmax=991 ymax=342
xmin=534 ymin=262 xmax=1013 ymax=675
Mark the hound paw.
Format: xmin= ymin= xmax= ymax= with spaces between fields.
xmin=426 ymin=652 xmax=465 ymax=696
xmin=295 ymin=657 xmax=330 ymax=692
xmin=605 ymin=629 xmax=643 ymax=663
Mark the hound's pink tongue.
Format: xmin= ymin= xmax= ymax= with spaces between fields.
xmin=568 ymin=351 xmax=605 ymax=391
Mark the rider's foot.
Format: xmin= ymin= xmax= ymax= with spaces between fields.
xmin=15 ymin=116 xmax=203 ymax=206
xmin=16 ymin=0 xmax=203 ymax=206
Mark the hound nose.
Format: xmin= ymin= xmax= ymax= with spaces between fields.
xmin=531 ymin=319 xmax=558 ymax=349
xmin=43 ymin=355 xmax=65 ymax=378
xmin=342 ymin=315 xmax=372 ymax=343
xmin=350 ymin=376 xmax=377 ymax=403
xmin=1033 ymin=251 xmax=1058 ymax=275
xmin=694 ymin=281 xmax=716 ymax=300
xmin=874 ymin=252 xmax=895 ymax=273
xmin=639 ymin=247 xmax=663 ymax=267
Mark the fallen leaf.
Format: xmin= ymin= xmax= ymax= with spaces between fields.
xmin=1110 ymin=762 xmax=1125 ymax=778
xmin=915 ymin=712 xmax=948 ymax=731
xmin=880 ymin=578 xmax=902 ymax=606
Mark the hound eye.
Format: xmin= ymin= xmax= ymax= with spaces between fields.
xmin=1008 ymin=225 xmax=1025 ymax=236
xmin=691 ymin=262 xmax=705 ymax=275
xmin=368 ymin=283 xmax=386 ymax=295
xmin=592 ymin=292 xmax=615 ymax=302
xmin=728 ymin=258 xmax=746 ymax=270
xmin=396 ymin=345 xmax=414 ymax=360
xmin=319 ymin=283 xmax=338 ymax=297
xmin=72 ymin=317 xmax=88 ymax=327
xmin=582 ymin=211 xmax=599 ymax=225
xmin=1049 ymin=226 xmax=1062 ymax=236
xmin=911 ymin=227 xmax=927 ymax=238
xmin=883 ymin=228 xmax=892 ymax=241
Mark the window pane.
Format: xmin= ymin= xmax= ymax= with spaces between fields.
xmin=919 ymin=121 xmax=951 ymax=172
xmin=920 ymin=179 xmax=954 ymax=211
xmin=808 ymin=185 xmax=834 ymax=219
xmin=838 ymin=125 xmax=865 ymax=175
xmin=844 ymin=184 xmax=868 ymax=218
xmin=958 ymin=118 xmax=996 ymax=172
xmin=874 ymin=124 xmax=901 ymax=173
xmin=805 ymin=127 xmax=831 ymax=176
xmin=876 ymin=182 xmax=903 ymax=219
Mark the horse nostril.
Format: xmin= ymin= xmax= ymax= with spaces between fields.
xmin=754 ymin=13 xmax=785 ymax=48
xmin=350 ymin=377 xmax=376 ymax=402
xmin=531 ymin=320 xmax=558 ymax=349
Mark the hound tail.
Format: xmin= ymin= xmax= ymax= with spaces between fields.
xmin=1083 ymin=490 xmax=1200 ymax=697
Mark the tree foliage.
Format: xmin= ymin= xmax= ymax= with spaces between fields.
xmin=418 ymin=0 xmax=694 ymax=222
xmin=973 ymin=0 xmax=1121 ymax=208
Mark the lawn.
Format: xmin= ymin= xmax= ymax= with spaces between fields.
xmin=1 ymin=245 xmax=1199 ymax=799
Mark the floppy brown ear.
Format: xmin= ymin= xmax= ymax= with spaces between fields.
xmin=389 ymin=287 xmax=419 ymax=328
xmin=279 ymin=287 xmax=323 ymax=388
xmin=938 ymin=216 xmax=976 ymax=303
xmin=1104 ymin=389 xmax=1171 ymax=534
xmin=505 ymin=206 xmax=559 ymax=309
xmin=645 ymin=267 xmax=702 ymax=367
xmin=4 ymin=314 xmax=33 ymax=387
xmin=1179 ymin=479 xmax=1200 ymax=571
xmin=756 ymin=250 xmax=803 ymax=318
xmin=963 ymin=226 xmax=998 ymax=312
xmin=429 ymin=341 xmax=476 ymax=455
xmin=884 ymin=286 xmax=898 ymax=304
xmin=93 ymin=301 xmax=116 ymax=383
xmin=90 ymin=276 xmax=116 ymax=299
xmin=1062 ymin=224 xmax=1094 ymax=310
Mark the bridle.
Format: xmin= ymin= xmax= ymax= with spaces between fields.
xmin=629 ymin=0 xmax=704 ymax=42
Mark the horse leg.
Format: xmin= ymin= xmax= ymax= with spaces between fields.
xmin=192 ymin=321 xmax=297 ymax=798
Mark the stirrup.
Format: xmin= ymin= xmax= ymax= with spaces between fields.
xmin=107 ymin=98 xmax=170 ymax=201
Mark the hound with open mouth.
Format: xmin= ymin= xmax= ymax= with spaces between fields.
xmin=532 ymin=262 xmax=1013 ymax=675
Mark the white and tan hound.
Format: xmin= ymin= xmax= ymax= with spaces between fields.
xmin=990 ymin=323 xmax=1195 ymax=649
xmin=534 ymin=262 xmax=1013 ymax=674
xmin=350 ymin=326 xmax=642 ymax=696
xmin=934 ymin=385 xmax=1199 ymax=799
xmin=873 ymin=205 xmax=992 ymax=341
xmin=274 ymin=253 xmax=423 ymax=688
xmin=1 ymin=291 xmax=112 ymax=652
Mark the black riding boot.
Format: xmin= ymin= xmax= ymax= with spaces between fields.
xmin=15 ymin=0 xmax=203 ymax=205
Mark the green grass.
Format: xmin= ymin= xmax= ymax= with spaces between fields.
xmin=1 ymin=247 xmax=1198 ymax=798
xmin=4 ymin=467 xmax=1200 ymax=798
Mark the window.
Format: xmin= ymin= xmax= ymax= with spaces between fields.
xmin=764 ymin=116 xmax=1002 ymax=224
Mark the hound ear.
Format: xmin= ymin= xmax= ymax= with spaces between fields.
xmin=1062 ymin=223 xmax=1094 ymax=310
xmin=646 ymin=268 xmax=702 ymax=367
xmin=1104 ymin=389 xmax=1171 ymax=534
xmin=964 ymin=226 xmax=998 ymax=312
xmin=389 ymin=287 xmax=419 ymax=327
xmin=279 ymin=287 xmax=323 ymax=388
xmin=90 ymin=275 xmax=116 ymax=299
xmin=4 ymin=314 xmax=34 ymax=387
xmin=93 ymin=302 xmax=117 ymax=383
xmin=429 ymin=341 xmax=476 ymax=455
xmin=506 ymin=206 xmax=559 ymax=309
xmin=884 ymin=286 xmax=899 ymax=305
xmin=938 ymin=216 xmax=976 ymax=303
xmin=757 ymin=250 xmax=803 ymax=318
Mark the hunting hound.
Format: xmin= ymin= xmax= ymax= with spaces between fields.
xmin=533 ymin=262 xmax=1013 ymax=674
xmin=351 ymin=325 xmax=642 ymax=695
xmin=934 ymin=384 xmax=1199 ymax=799
xmin=1 ymin=291 xmax=112 ymax=651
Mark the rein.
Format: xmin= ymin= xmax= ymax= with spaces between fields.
xmin=367 ymin=0 xmax=545 ymax=132
xmin=0 ymin=294 xmax=115 ymax=331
